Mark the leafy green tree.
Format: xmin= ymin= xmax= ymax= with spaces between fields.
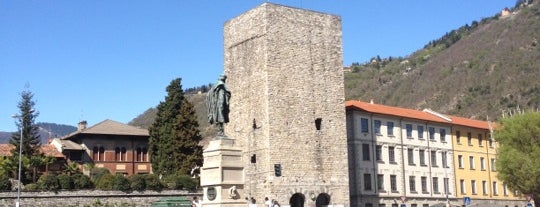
xmin=57 ymin=174 xmax=74 ymax=190
xmin=37 ymin=173 xmax=59 ymax=191
xmin=9 ymin=90 xmax=42 ymax=182
xmin=72 ymin=173 xmax=93 ymax=189
xmin=27 ymin=155 xmax=43 ymax=183
xmin=111 ymin=174 xmax=131 ymax=192
xmin=495 ymin=111 xmax=540 ymax=205
xmin=149 ymin=78 xmax=203 ymax=176
xmin=129 ymin=174 xmax=146 ymax=191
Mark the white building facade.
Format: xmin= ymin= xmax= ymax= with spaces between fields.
xmin=347 ymin=101 xmax=457 ymax=207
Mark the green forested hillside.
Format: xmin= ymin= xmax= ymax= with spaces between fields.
xmin=346 ymin=2 xmax=540 ymax=121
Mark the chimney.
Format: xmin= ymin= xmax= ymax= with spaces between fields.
xmin=78 ymin=120 xmax=87 ymax=131
xmin=370 ymin=99 xmax=375 ymax=104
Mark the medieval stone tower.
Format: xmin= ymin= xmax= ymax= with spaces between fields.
xmin=224 ymin=3 xmax=349 ymax=207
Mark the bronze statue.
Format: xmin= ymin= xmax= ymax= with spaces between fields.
xmin=206 ymin=74 xmax=231 ymax=137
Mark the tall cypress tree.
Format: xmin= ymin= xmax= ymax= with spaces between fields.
xmin=10 ymin=90 xmax=42 ymax=180
xmin=149 ymin=78 xmax=203 ymax=176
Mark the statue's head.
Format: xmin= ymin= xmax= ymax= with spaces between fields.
xmin=219 ymin=74 xmax=227 ymax=81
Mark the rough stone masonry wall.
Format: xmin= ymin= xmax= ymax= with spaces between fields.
xmin=0 ymin=190 xmax=199 ymax=207
xmin=224 ymin=3 xmax=349 ymax=206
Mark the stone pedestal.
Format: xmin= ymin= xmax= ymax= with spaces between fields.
xmin=200 ymin=138 xmax=245 ymax=207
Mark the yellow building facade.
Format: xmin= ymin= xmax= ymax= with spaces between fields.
xmin=451 ymin=116 xmax=523 ymax=206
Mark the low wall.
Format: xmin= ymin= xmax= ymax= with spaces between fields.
xmin=0 ymin=190 xmax=202 ymax=207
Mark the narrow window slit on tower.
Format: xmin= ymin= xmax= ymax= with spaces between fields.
xmin=315 ymin=118 xmax=322 ymax=130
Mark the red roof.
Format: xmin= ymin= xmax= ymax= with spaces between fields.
xmin=447 ymin=115 xmax=491 ymax=130
xmin=0 ymin=144 xmax=64 ymax=158
xmin=346 ymin=100 xmax=492 ymax=129
xmin=345 ymin=100 xmax=451 ymax=124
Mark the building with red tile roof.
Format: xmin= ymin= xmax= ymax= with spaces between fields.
xmin=345 ymin=100 xmax=523 ymax=207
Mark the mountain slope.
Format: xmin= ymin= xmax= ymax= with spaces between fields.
xmin=0 ymin=122 xmax=77 ymax=144
xmin=346 ymin=3 xmax=540 ymax=121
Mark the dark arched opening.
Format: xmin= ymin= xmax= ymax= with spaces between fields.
xmin=315 ymin=193 xmax=330 ymax=207
xmin=289 ymin=193 xmax=305 ymax=207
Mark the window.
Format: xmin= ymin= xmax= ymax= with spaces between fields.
xmin=389 ymin=146 xmax=396 ymax=163
xmin=467 ymin=132 xmax=472 ymax=146
xmin=471 ymin=180 xmax=477 ymax=194
xmin=379 ymin=204 xmax=386 ymax=207
xmin=440 ymin=129 xmax=446 ymax=142
xmin=365 ymin=204 xmax=373 ymax=207
xmin=376 ymin=145 xmax=382 ymax=161
xmin=408 ymin=149 xmax=415 ymax=165
xmin=489 ymin=138 xmax=494 ymax=148
xmin=503 ymin=183 xmax=508 ymax=196
xmin=460 ymin=179 xmax=466 ymax=194
xmin=364 ymin=174 xmax=372 ymax=190
xmin=456 ymin=131 xmax=461 ymax=143
xmin=392 ymin=204 xmax=398 ymax=207
xmin=444 ymin=178 xmax=450 ymax=195
xmin=115 ymin=147 xmax=121 ymax=161
xmin=419 ymin=149 xmax=426 ymax=166
xmin=442 ymin=151 xmax=448 ymax=168
xmin=387 ymin=121 xmax=394 ymax=136
xmin=423 ymin=205 xmax=429 ymax=207
xmin=421 ymin=176 xmax=428 ymax=193
xmin=418 ymin=126 xmax=424 ymax=139
xmin=469 ymin=156 xmax=475 ymax=170
xmin=121 ymin=147 xmax=126 ymax=161
xmin=93 ymin=146 xmax=99 ymax=161
xmin=478 ymin=134 xmax=483 ymax=146
xmin=431 ymin=151 xmax=438 ymax=167
xmin=493 ymin=181 xmax=498 ymax=195
xmin=406 ymin=124 xmax=413 ymax=137
xmin=377 ymin=174 xmax=385 ymax=191
xmin=409 ymin=176 xmax=416 ymax=192
xmin=136 ymin=147 xmax=148 ymax=162
xmin=480 ymin=157 xmax=486 ymax=170
xmin=362 ymin=144 xmax=370 ymax=161
xmin=429 ymin=127 xmax=435 ymax=140
xmin=361 ymin=118 xmax=369 ymax=133
xmin=433 ymin=177 xmax=439 ymax=193
xmin=411 ymin=204 xmax=417 ymax=207
xmin=374 ymin=120 xmax=381 ymax=134
xmin=458 ymin=155 xmax=464 ymax=168
xmin=491 ymin=158 xmax=496 ymax=171
xmin=390 ymin=175 xmax=397 ymax=191
xmin=93 ymin=146 xmax=105 ymax=161
xmin=482 ymin=181 xmax=488 ymax=195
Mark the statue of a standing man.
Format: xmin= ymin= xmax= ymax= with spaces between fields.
xmin=206 ymin=74 xmax=231 ymax=138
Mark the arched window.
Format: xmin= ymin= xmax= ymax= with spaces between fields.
xmin=93 ymin=146 xmax=99 ymax=161
xmin=142 ymin=147 xmax=148 ymax=162
xmin=99 ymin=146 xmax=105 ymax=161
xmin=115 ymin=147 xmax=121 ymax=161
xmin=136 ymin=147 xmax=142 ymax=162
xmin=121 ymin=147 xmax=127 ymax=161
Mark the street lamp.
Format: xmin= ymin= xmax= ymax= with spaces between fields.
xmin=11 ymin=114 xmax=24 ymax=207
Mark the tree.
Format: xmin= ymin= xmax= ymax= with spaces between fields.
xmin=149 ymin=78 xmax=203 ymax=176
xmin=9 ymin=90 xmax=42 ymax=182
xmin=495 ymin=111 xmax=540 ymax=205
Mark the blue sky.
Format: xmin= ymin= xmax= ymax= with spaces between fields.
xmin=0 ymin=1 xmax=515 ymax=132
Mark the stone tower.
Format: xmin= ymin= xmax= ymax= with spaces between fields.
xmin=224 ymin=3 xmax=349 ymax=207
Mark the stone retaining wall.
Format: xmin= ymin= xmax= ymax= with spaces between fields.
xmin=0 ymin=190 xmax=202 ymax=207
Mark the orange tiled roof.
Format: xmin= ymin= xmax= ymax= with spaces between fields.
xmin=345 ymin=100 xmax=451 ymax=124
xmin=0 ymin=144 xmax=64 ymax=158
xmin=0 ymin=144 xmax=13 ymax=156
xmin=346 ymin=100 xmax=492 ymax=129
xmin=447 ymin=115 xmax=491 ymax=130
